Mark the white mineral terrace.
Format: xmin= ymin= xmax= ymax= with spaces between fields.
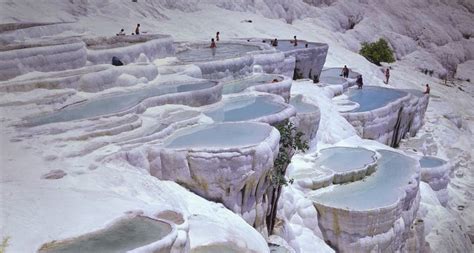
xmin=0 ymin=16 xmax=438 ymax=253
xmin=338 ymin=86 xmax=429 ymax=147
xmin=309 ymin=149 xmax=420 ymax=252
xmin=311 ymin=149 xmax=418 ymax=209
xmin=419 ymin=156 xmax=450 ymax=206
xmin=25 ymin=80 xmax=220 ymax=126
xmin=153 ymin=122 xmax=280 ymax=234
xmin=289 ymin=95 xmax=321 ymax=142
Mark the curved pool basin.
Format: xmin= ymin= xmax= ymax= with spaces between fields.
xmin=321 ymin=67 xmax=361 ymax=79
xmin=311 ymin=149 xmax=417 ymax=210
xmin=345 ymin=86 xmax=407 ymax=113
xmin=316 ymin=147 xmax=377 ymax=174
xmin=164 ymin=123 xmax=272 ymax=149
xmin=319 ymin=76 xmax=347 ymax=85
xmin=419 ymin=156 xmax=447 ymax=168
xmin=176 ymin=43 xmax=262 ymax=62
xmin=27 ymin=81 xmax=217 ymax=126
xmin=274 ymin=40 xmax=326 ymax=52
xmin=38 ymin=216 xmax=173 ymax=253
xmin=205 ymin=96 xmax=288 ymax=122
xmin=290 ymin=97 xmax=319 ymax=114
xmin=222 ymin=74 xmax=283 ymax=94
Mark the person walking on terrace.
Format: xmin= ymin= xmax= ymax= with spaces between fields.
xmin=385 ymin=68 xmax=390 ymax=84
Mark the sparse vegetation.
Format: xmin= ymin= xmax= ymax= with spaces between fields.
xmin=271 ymin=120 xmax=308 ymax=187
xmin=0 ymin=236 xmax=10 ymax=253
xmin=359 ymin=38 xmax=395 ymax=66
xmin=267 ymin=120 xmax=308 ymax=234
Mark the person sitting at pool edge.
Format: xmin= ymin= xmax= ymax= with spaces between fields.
xmin=116 ymin=28 xmax=126 ymax=36
xmin=293 ymin=35 xmax=298 ymax=46
xmin=424 ymin=84 xmax=430 ymax=94
xmin=210 ymin=38 xmax=217 ymax=48
xmin=272 ymin=38 xmax=278 ymax=47
xmin=341 ymin=65 xmax=349 ymax=78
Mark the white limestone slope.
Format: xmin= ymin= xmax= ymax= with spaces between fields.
xmin=1 ymin=1 xmax=473 ymax=253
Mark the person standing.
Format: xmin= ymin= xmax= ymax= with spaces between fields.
xmin=135 ymin=24 xmax=140 ymax=35
xmin=385 ymin=68 xmax=390 ymax=84
xmin=293 ymin=35 xmax=298 ymax=46
xmin=272 ymin=38 xmax=278 ymax=47
xmin=424 ymin=84 xmax=430 ymax=94
xmin=356 ymin=75 xmax=363 ymax=89
xmin=210 ymin=38 xmax=217 ymax=48
xmin=216 ymin=32 xmax=220 ymax=41
xmin=341 ymin=65 xmax=349 ymax=78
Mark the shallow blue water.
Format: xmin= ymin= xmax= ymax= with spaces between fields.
xmin=321 ymin=68 xmax=360 ymax=79
xmin=222 ymin=74 xmax=282 ymax=94
xmin=419 ymin=156 xmax=447 ymax=168
xmin=320 ymin=76 xmax=346 ymax=85
xmin=28 ymin=81 xmax=215 ymax=126
xmin=290 ymin=98 xmax=318 ymax=114
xmin=311 ymin=150 xmax=417 ymax=210
xmin=165 ymin=123 xmax=270 ymax=148
xmin=274 ymin=40 xmax=324 ymax=52
xmin=346 ymin=86 xmax=407 ymax=112
xmin=176 ymin=43 xmax=261 ymax=62
xmin=39 ymin=216 xmax=171 ymax=253
xmin=205 ymin=96 xmax=286 ymax=122
xmin=316 ymin=147 xmax=376 ymax=173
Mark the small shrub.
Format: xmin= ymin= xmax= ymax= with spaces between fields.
xmin=359 ymin=38 xmax=395 ymax=66
xmin=0 ymin=237 xmax=10 ymax=253
xmin=267 ymin=120 xmax=308 ymax=234
xmin=270 ymin=120 xmax=308 ymax=187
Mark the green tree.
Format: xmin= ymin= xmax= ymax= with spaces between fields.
xmin=359 ymin=38 xmax=395 ymax=66
xmin=266 ymin=120 xmax=308 ymax=234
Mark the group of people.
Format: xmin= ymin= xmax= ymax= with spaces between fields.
xmin=115 ymin=28 xmax=431 ymax=95
xmin=210 ymin=32 xmax=220 ymax=48
xmin=341 ymin=65 xmax=430 ymax=93
xmin=116 ymin=24 xmax=141 ymax=36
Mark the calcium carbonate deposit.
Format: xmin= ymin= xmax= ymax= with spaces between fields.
xmin=1 ymin=1 xmax=472 ymax=253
